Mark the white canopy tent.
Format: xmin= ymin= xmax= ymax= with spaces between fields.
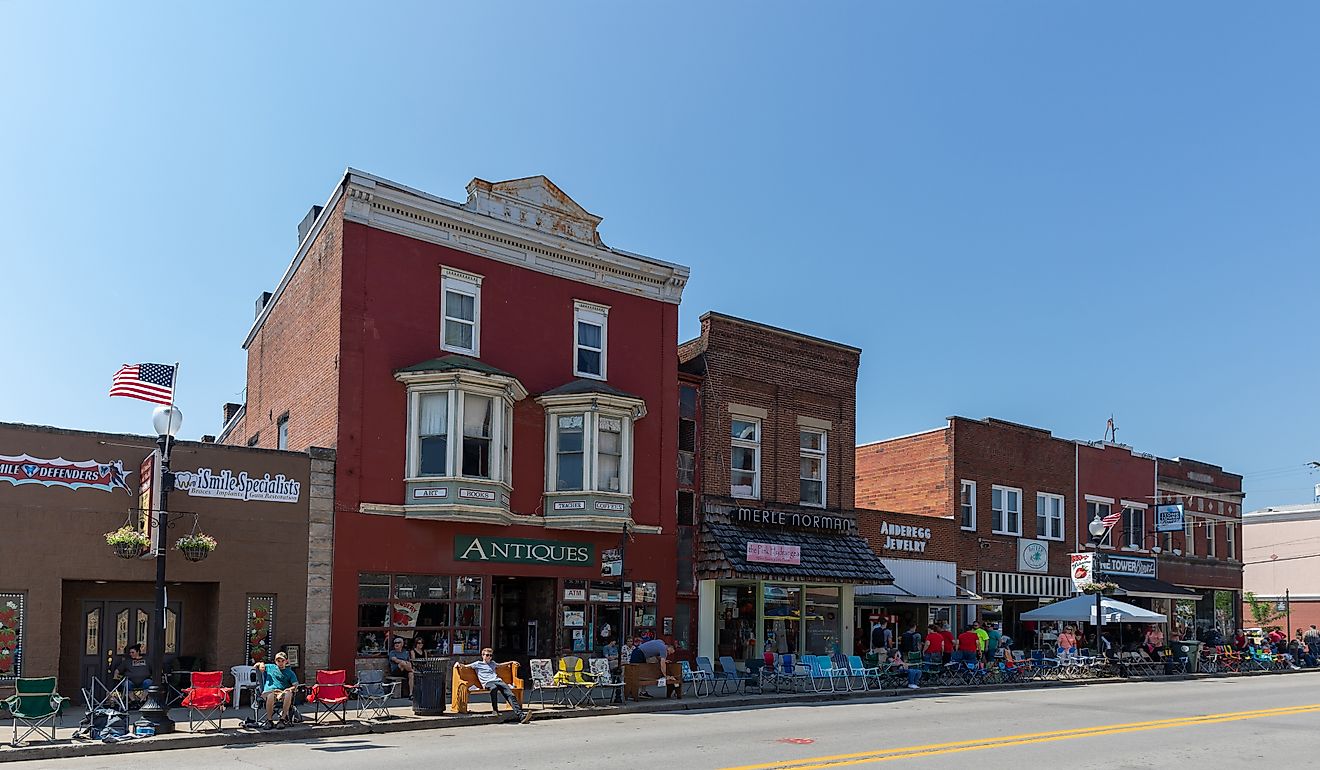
xmin=1020 ymin=594 xmax=1167 ymax=624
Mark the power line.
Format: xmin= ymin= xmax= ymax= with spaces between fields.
xmin=1244 ymin=553 xmax=1320 ymax=566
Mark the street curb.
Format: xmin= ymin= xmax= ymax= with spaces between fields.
xmin=4 ymin=667 xmax=1317 ymax=762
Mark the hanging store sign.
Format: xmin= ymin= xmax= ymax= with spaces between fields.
xmin=725 ymin=504 xmax=856 ymax=534
xmin=172 ymin=467 xmax=302 ymax=504
xmin=1017 ymin=538 xmax=1050 ymax=573
xmin=455 ymin=535 xmax=595 ymax=566
xmin=746 ymin=542 xmax=801 ymax=565
xmin=1099 ymin=553 xmax=1156 ymax=579
xmin=0 ymin=454 xmax=130 ymax=493
xmin=878 ymin=520 xmax=932 ymax=553
xmin=1155 ymin=504 xmax=1185 ymax=532
xmin=1070 ymin=552 xmax=1095 ymax=592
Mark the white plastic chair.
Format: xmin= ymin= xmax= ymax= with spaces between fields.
xmin=230 ymin=665 xmax=259 ymax=711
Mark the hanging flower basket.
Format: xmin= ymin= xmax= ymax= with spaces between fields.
xmin=1079 ymin=581 xmax=1118 ymax=595
xmin=105 ymin=526 xmax=150 ymax=559
xmin=176 ymin=532 xmax=217 ymax=562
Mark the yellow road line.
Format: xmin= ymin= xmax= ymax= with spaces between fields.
xmin=720 ymin=703 xmax=1320 ymax=770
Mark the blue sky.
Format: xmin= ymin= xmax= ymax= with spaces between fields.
xmin=2 ymin=1 xmax=1317 ymax=509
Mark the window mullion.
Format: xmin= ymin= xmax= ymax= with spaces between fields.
xmin=448 ymin=390 xmax=460 ymax=477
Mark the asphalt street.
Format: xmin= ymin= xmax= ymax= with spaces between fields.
xmin=33 ymin=674 xmax=1320 ymax=769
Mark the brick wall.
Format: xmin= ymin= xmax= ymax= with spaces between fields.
xmin=855 ymin=428 xmax=952 ymax=517
xmin=690 ymin=313 xmax=860 ymax=511
xmin=227 ymin=197 xmax=345 ymax=451
xmin=856 ymin=508 xmax=962 ymax=565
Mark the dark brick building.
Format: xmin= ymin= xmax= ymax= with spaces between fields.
xmin=679 ymin=313 xmax=890 ymax=663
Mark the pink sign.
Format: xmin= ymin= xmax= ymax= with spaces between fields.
xmin=746 ymin=541 xmax=801 ymax=565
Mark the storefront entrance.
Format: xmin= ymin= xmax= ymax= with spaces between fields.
xmin=492 ymin=577 xmax=555 ymax=668
xmin=77 ymin=599 xmax=181 ymax=694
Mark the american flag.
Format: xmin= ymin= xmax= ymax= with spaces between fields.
xmin=1100 ymin=508 xmax=1123 ymax=532
xmin=110 ymin=363 xmax=176 ymax=405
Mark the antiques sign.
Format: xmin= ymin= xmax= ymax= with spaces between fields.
xmin=0 ymin=453 xmax=130 ymax=493
xmin=455 ymin=535 xmax=594 ymax=566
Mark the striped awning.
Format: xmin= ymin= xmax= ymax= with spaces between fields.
xmin=980 ymin=571 xmax=1071 ymax=598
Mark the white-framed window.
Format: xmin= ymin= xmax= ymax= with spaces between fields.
xmin=730 ymin=417 xmax=761 ymax=499
xmin=991 ymin=485 xmax=1022 ymax=535
xmin=408 ymin=388 xmax=511 ymax=481
xmin=1036 ymin=492 xmax=1064 ymax=541
xmin=1185 ymin=514 xmax=1196 ymax=556
xmin=1086 ymin=500 xmax=1113 ymax=546
xmin=573 ymin=301 xmax=608 ymax=380
xmin=1205 ymin=520 xmax=1216 ymax=557
xmin=441 ymin=268 xmax=482 ymax=356
xmin=545 ymin=409 xmax=637 ymax=495
xmin=960 ymin=480 xmax=976 ymax=530
xmin=799 ymin=429 xmax=826 ymax=507
xmin=1123 ymin=506 xmax=1144 ymax=549
xmin=1226 ymin=523 xmax=1236 ymax=560
xmin=277 ymin=413 xmax=289 ymax=450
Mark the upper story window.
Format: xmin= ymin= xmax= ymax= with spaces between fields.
xmin=441 ymin=268 xmax=482 ymax=356
xmin=799 ymin=429 xmax=826 ymax=507
xmin=1205 ymin=520 xmax=1216 ymax=557
xmin=1036 ymin=492 xmax=1064 ymax=541
xmin=1185 ymin=514 xmax=1196 ymax=556
xmin=1226 ymin=523 xmax=1236 ymax=559
xmin=991 ymin=485 xmax=1022 ymax=535
xmin=539 ymin=387 xmax=646 ymax=497
xmin=398 ymin=362 xmax=526 ymax=487
xmin=276 ymin=414 xmax=289 ymax=450
xmin=960 ymin=480 xmax=976 ymax=530
xmin=1122 ymin=506 xmax=1145 ymax=549
xmin=730 ymin=417 xmax=761 ymax=499
xmin=573 ymin=301 xmax=608 ymax=380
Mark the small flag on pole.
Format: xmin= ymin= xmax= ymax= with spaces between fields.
xmin=110 ymin=363 xmax=176 ymax=405
xmin=1100 ymin=508 xmax=1123 ymax=531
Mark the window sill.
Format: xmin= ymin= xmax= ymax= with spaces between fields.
xmin=572 ymin=370 xmax=607 ymax=381
xmin=990 ymin=530 xmax=1022 ymax=537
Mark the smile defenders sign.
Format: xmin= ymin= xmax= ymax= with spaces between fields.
xmin=0 ymin=454 xmax=130 ymax=493
xmin=455 ymin=535 xmax=595 ymax=566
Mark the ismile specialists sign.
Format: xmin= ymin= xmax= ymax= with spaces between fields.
xmin=454 ymin=535 xmax=595 ymax=566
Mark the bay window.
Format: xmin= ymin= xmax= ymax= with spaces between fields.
xmin=539 ymin=387 xmax=646 ymax=507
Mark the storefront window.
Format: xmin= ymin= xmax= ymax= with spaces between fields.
xmin=718 ymin=584 xmax=758 ymax=659
xmin=0 ymin=594 xmax=24 ymax=680
xmin=357 ymin=573 xmax=484 ymax=656
xmin=804 ymin=587 xmax=841 ymax=655
xmin=763 ymin=584 xmax=801 ymax=656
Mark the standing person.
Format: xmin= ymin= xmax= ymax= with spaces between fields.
xmin=955 ymin=626 xmax=981 ymax=667
xmin=871 ymin=619 xmax=893 ymax=654
xmin=1142 ymin=625 xmax=1165 ymax=660
xmin=899 ymin=623 xmax=923 ymax=658
xmin=459 ymin=648 xmax=532 ymax=723
xmin=972 ymin=622 xmax=989 ymax=662
xmin=938 ymin=623 xmax=956 ymax=665
xmin=1304 ymin=625 xmax=1319 ymax=644
xmin=629 ymin=637 xmax=674 ymax=666
xmin=1057 ymin=626 xmax=1078 ymax=659
xmin=923 ymin=624 xmax=947 ymax=668
xmin=256 ymin=651 xmax=300 ymax=729
xmin=986 ymin=622 xmax=1002 ymax=658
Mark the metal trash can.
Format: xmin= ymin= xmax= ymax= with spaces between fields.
xmin=1171 ymin=641 xmax=1202 ymax=673
xmin=411 ymin=657 xmax=450 ymax=716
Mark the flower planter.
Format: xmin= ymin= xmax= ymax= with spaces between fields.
xmin=114 ymin=542 xmax=147 ymax=559
xmin=181 ymin=545 xmax=211 ymax=562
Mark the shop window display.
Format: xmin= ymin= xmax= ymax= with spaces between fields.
xmin=0 ymin=594 xmax=23 ymax=680
xmin=804 ymin=587 xmax=841 ymax=655
xmin=562 ymin=579 xmax=658 ymax=656
xmin=357 ymin=573 xmax=484 ymax=656
xmin=718 ymin=584 xmax=757 ymax=659
xmin=763 ymin=584 xmax=801 ymax=656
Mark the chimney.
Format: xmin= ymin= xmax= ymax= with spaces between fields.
xmin=255 ymin=291 xmax=272 ymax=318
xmin=222 ymin=402 xmax=243 ymax=425
xmin=297 ymin=204 xmax=324 ymax=246
xmin=201 ymin=435 xmax=216 ymax=443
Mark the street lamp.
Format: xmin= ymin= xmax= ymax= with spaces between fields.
xmin=1275 ymin=590 xmax=1292 ymax=639
xmin=1087 ymin=515 xmax=1108 ymax=651
xmin=138 ymin=405 xmax=182 ymax=734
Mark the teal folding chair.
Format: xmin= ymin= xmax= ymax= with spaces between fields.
xmin=4 ymin=677 xmax=67 ymax=746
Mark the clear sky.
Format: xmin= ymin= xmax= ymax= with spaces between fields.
xmin=3 ymin=1 xmax=1317 ymax=510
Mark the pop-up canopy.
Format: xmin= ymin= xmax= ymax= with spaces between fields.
xmin=1020 ymin=594 xmax=1167 ymax=624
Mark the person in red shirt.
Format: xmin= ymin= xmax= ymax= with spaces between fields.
xmin=939 ymin=624 xmax=956 ymax=665
xmin=955 ymin=627 xmax=982 ymax=666
xmin=924 ymin=624 xmax=946 ymax=667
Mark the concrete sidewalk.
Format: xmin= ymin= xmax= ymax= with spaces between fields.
xmin=3 ymin=667 xmax=1315 ymax=763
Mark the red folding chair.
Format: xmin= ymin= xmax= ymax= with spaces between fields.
xmin=308 ymin=669 xmax=350 ymax=724
xmin=181 ymin=671 xmax=232 ymax=731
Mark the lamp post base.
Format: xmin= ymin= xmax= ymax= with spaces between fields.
xmin=137 ymin=685 xmax=177 ymax=734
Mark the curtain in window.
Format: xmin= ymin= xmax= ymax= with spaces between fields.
xmin=419 ymin=393 xmax=448 ymax=475
xmin=598 ymin=416 xmax=622 ymax=492
xmin=556 ymin=415 xmax=584 ymax=491
xmin=462 ymin=394 xmax=492 ymax=478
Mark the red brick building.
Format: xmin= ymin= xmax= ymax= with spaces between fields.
xmin=221 ymin=170 xmax=689 ymax=671
xmin=679 ymin=313 xmax=891 ymax=663
xmin=856 ymin=417 xmax=1077 ymax=645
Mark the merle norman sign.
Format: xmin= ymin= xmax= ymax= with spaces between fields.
xmin=709 ymin=502 xmax=857 ymax=534
xmin=454 ymin=535 xmax=595 ymax=566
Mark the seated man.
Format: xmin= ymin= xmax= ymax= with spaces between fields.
xmin=255 ymin=652 xmax=300 ymax=729
xmin=458 ymin=648 xmax=531 ymax=724
xmin=114 ymin=644 xmax=153 ymax=706
xmin=388 ymin=637 xmax=416 ymax=692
